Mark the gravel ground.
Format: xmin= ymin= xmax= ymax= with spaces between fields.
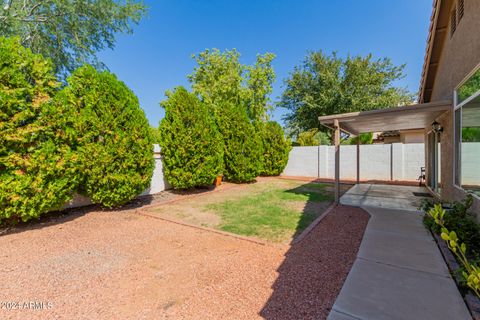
xmin=0 ymin=199 xmax=368 ymax=320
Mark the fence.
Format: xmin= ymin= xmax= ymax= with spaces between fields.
xmin=282 ymin=144 xmax=425 ymax=181
xmin=63 ymin=143 xmax=425 ymax=209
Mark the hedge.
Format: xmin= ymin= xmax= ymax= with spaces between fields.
xmin=58 ymin=65 xmax=154 ymax=207
xmin=216 ymin=102 xmax=262 ymax=183
xmin=159 ymin=87 xmax=223 ymax=189
xmin=0 ymin=37 xmax=79 ymax=222
xmin=260 ymin=121 xmax=291 ymax=176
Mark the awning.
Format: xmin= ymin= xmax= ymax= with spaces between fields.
xmin=318 ymin=100 xmax=452 ymax=136
xmin=318 ymin=100 xmax=452 ymax=205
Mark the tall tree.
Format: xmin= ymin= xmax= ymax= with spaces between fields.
xmin=159 ymin=87 xmax=223 ymax=189
xmin=0 ymin=0 xmax=147 ymax=75
xmin=280 ymin=51 xmax=413 ymax=136
xmin=188 ymin=48 xmax=275 ymax=122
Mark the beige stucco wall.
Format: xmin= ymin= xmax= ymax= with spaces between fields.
xmin=426 ymin=1 xmax=480 ymax=219
xmin=434 ymin=111 xmax=480 ymax=220
xmin=401 ymin=130 xmax=425 ymax=144
xmin=430 ymin=0 xmax=480 ymax=101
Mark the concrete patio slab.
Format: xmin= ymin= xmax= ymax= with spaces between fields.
xmin=328 ymin=184 xmax=471 ymax=320
xmin=340 ymin=184 xmax=430 ymax=211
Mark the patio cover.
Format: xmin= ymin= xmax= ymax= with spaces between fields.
xmin=318 ymin=100 xmax=451 ymax=136
xmin=317 ymin=100 xmax=452 ymax=204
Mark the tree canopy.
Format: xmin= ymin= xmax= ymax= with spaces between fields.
xmin=159 ymin=87 xmax=223 ymax=189
xmin=0 ymin=0 xmax=147 ymax=75
xmin=280 ymin=51 xmax=413 ymax=136
xmin=59 ymin=65 xmax=154 ymax=207
xmin=295 ymin=129 xmax=330 ymax=146
xmin=0 ymin=37 xmax=77 ymax=222
xmin=189 ymin=48 xmax=275 ymax=122
xmin=260 ymin=121 xmax=291 ymax=176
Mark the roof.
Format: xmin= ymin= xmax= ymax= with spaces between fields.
xmin=379 ymin=131 xmax=400 ymax=137
xmin=318 ymin=100 xmax=451 ymax=135
xmin=419 ymin=0 xmax=454 ymax=103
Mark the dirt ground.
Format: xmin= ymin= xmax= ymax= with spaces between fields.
xmin=145 ymin=178 xmax=352 ymax=243
xmin=0 ymin=179 xmax=368 ymax=320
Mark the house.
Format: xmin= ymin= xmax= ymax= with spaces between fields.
xmin=318 ymin=0 xmax=480 ymax=218
xmin=373 ymin=129 xmax=425 ymax=144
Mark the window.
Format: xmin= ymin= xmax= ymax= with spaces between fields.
xmin=451 ymin=0 xmax=465 ymax=37
xmin=458 ymin=0 xmax=465 ymax=20
xmin=450 ymin=8 xmax=457 ymax=37
xmin=454 ymin=65 xmax=480 ymax=197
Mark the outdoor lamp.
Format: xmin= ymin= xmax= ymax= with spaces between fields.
xmin=431 ymin=121 xmax=443 ymax=133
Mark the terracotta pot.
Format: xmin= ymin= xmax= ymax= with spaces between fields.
xmin=215 ymin=175 xmax=222 ymax=186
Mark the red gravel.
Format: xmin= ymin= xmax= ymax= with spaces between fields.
xmin=260 ymin=205 xmax=369 ymax=319
xmin=0 ymin=204 xmax=368 ymax=320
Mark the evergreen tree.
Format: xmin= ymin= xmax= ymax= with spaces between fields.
xmin=159 ymin=87 xmax=223 ymax=189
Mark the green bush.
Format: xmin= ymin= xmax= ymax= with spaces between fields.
xmin=159 ymin=87 xmax=223 ymax=189
xmin=296 ymin=129 xmax=331 ymax=146
xmin=260 ymin=121 xmax=291 ymax=176
xmin=0 ymin=37 xmax=78 ymax=222
xmin=59 ymin=65 xmax=154 ymax=207
xmin=423 ymin=195 xmax=480 ymax=259
xmin=427 ymin=204 xmax=480 ymax=297
xmin=216 ymin=102 xmax=262 ymax=183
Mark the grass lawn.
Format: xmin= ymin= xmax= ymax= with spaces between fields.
xmin=147 ymin=178 xmax=349 ymax=243
xmin=207 ymin=182 xmax=332 ymax=241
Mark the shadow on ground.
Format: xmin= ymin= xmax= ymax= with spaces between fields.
xmin=0 ymin=194 xmax=158 ymax=237
xmin=260 ymin=182 xmax=369 ymax=320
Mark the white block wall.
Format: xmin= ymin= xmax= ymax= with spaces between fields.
xmin=282 ymin=143 xmax=425 ymax=181
xmin=282 ymin=146 xmax=319 ymax=177
xmin=462 ymin=142 xmax=480 ymax=185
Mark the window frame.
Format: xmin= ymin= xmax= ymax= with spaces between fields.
xmin=453 ymin=63 xmax=480 ymax=195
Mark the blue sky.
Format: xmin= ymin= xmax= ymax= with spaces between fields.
xmin=98 ymin=0 xmax=432 ymax=127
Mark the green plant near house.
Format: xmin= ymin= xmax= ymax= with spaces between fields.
xmin=216 ymin=102 xmax=262 ymax=183
xmin=260 ymin=121 xmax=291 ymax=176
xmin=58 ymin=65 xmax=154 ymax=207
xmin=0 ymin=37 xmax=78 ymax=222
xmin=423 ymin=195 xmax=480 ymax=258
xmin=427 ymin=204 xmax=480 ymax=297
xmin=159 ymin=87 xmax=223 ymax=189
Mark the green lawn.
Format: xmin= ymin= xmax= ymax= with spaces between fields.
xmin=206 ymin=181 xmax=333 ymax=242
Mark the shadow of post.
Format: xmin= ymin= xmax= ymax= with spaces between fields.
xmin=259 ymin=182 xmax=369 ymax=320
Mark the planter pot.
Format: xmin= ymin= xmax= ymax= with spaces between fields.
xmin=215 ymin=175 xmax=222 ymax=186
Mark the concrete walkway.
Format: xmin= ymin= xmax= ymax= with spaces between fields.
xmin=340 ymin=184 xmax=429 ymax=212
xmin=328 ymin=185 xmax=472 ymax=320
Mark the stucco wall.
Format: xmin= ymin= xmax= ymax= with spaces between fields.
xmin=401 ymin=131 xmax=425 ymax=144
xmin=282 ymin=144 xmax=424 ymax=181
xmin=430 ymin=0 xmax=480 ymax=101
xmin=435 ymin=111 xmax=480 ymax=219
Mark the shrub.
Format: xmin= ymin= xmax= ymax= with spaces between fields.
xmin=216 ymin=102 xmax=262 ymax=183
xmin=0 ymin=37 xmax=78 ymax=222
xmin=296 ymin=129 xmax=331 ymax=146
xmin=260 ymin=121 xmax=291 ymax=176
xmin=423 ymin=195 xmax=480 ymax=259
xmin=159 ymin=87 xmax=223 ymax=189
xmin=427 ymin=204 xmax=480 ymax=297
xmin=59 ymin=65 xmax=154 ymax=207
